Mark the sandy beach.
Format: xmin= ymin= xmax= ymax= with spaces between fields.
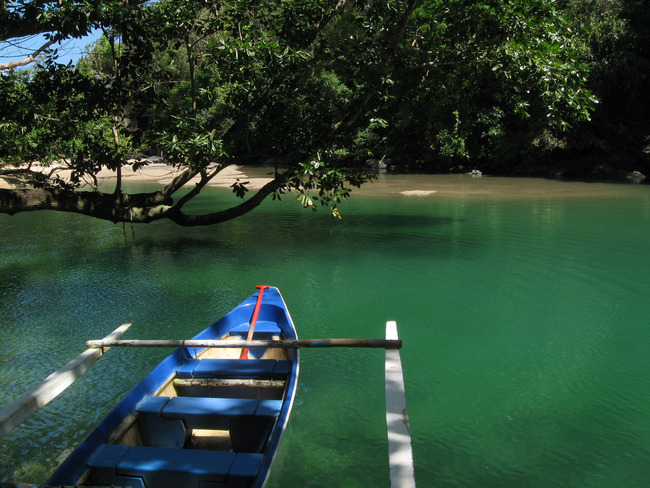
xmin=0 ymin=161 xmax=275 ymax=191
xmin=95 ymin=162 xmax=275 ymax=190
xmin=3 ymin=161 xmax=641 ymax=200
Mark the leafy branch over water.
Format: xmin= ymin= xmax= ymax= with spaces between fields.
xmin=1 ymin=0 xmax=640 ymax=225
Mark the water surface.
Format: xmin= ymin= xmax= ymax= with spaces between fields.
xmin=1 ymin=175 xmax=650 ymax=487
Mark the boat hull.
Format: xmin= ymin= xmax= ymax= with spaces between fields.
xmin=48 ymin=287 xmax=298 ymax=488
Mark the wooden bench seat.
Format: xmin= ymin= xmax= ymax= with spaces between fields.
xmin=176 ymin=358 xmax=290 ymax=380
xmin=173 ymin=377 xmax=286 ymax=401
xmin=136 ymin=396 xmax=282 ymax=452
xmin=88 ymin=444 xmax=261 ymax=488
xmin=229 ymin=321 xmax=282 ymax=339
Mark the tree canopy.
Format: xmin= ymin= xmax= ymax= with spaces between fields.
xmin=1 ymin=0 xmax=642 ymax=225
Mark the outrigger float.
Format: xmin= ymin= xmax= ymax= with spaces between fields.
xmin=0 ymin=286 xmax=414 ymax=488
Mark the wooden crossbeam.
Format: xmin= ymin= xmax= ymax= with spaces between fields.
xmin=86 ymin=338 xmax=402 ymax=350
xmin=173 ymin=378 xmax=285 ymax=388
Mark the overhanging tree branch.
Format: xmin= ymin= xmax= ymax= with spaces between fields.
xmin=171 ymin=163 xmax=228 ymax=213
xmin=168 ymin=173 xmax=287 ymax=226
xmin=0 ymin=38 xmax=56 ymax=71
xmin=2 ymin=0 xmax=595 ymax=225
xmin=0 ymin=165 xmax=288 ymax=225
xmin=0 ymin=186 xmax=170 ymax=222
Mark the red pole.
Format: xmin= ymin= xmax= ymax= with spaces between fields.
xmin=240 ymin=285 xmax=270 ymax=359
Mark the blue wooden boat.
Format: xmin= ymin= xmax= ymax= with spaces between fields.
xmin=47 ymin=286 xmax=299 ymax=488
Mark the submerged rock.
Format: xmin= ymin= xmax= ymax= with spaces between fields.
xmin=627 ymin=171 xmax=646 ymax=184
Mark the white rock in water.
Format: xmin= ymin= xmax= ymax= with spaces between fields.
xmin=627 ymin=171 xmax=646 ymax=184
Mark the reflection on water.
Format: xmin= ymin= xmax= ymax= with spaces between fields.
xmin=1 ymin=175 xmax=650 ymax=487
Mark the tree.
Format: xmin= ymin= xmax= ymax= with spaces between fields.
xmin=557 ymin=0 xmax=650 ymax=172
xmin=369 ymin=0 xmax=598 ymax=170
xmin=1 ymin=0 xmax=384 ymax=225
xmin=1 ymin=0 xmax=599 ymax=225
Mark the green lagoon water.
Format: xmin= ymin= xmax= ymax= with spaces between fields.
xmin=1 ymin=174 xmax=650 ymax=487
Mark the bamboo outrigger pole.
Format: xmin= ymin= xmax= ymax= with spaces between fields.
xmin=86 ymin=338 xmax=402 ymax=349
xmin=0 ymin=323 xmax=132 ymax=440
xmin=385 ymin=321 xmax=416 ymax=488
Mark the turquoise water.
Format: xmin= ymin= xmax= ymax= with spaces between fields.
xmin=1 ymin=174 xmax=650 ymax=487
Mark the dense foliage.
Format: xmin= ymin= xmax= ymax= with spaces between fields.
xmin=555 ymin=0 xmax=650 ymax=180
xmin=1 ymin=0 xmax=647 ymax=224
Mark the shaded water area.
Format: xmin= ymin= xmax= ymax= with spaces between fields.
xmin=2 ymin=174 xmax=650 ymax=487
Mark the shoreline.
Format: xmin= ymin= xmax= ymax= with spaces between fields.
xmin=0 ymin=162 xmax=275 ymax=191
xmin=2 ymin=162 xmax=646 ymax=200
xmin=96 ymin=162 xmax=275 ymax=190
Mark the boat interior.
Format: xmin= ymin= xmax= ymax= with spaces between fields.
xmin=79 ymin=322 xmax=291 ymax=488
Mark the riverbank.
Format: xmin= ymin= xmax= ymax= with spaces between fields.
xmin=84 ymin=161 xmax=650 ymax=199
xmin=0 ymin=161 xmax=275 ymax=191
xmin=94 ymin=162 xmax=275 ymax=190
xmin=2 ymin=160 xmax=646 ymax=201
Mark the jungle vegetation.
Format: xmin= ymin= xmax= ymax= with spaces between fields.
xmin=0 ymin=0 xmax=647 ymax=225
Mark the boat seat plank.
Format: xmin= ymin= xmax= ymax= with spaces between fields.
xmin=172 ymin=377 xmax=286 ymax=400
xmin=230 ymin=321 xmax=282 ymax=339
xmin=136 ymin=396 xmax=283 ymax=451
xmin=87 ymin=444 xmax=131 ymax=483
xmin=136 ymin=396 xmax=186 ymax=449
xmin=270 ymin=359 xmax=291 ymax=379
xmin=88 ymin=444 xmax=261 ymax=488
xmin=177 ymin=358 xmax=290 ymax=380
xmin=163 ymin=397 xmax=258 ymax=429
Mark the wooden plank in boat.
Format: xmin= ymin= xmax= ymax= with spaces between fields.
xmin=173 ymin=377 xmax=285 ymax=400
xmin=173 ymin=378 xmax=285 ymax=388
xmin=87 ymin=337 xmax=402 ymax=349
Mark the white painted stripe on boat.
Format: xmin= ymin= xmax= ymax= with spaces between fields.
xmin=385 ymin=321 xmax=416 ymax=488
